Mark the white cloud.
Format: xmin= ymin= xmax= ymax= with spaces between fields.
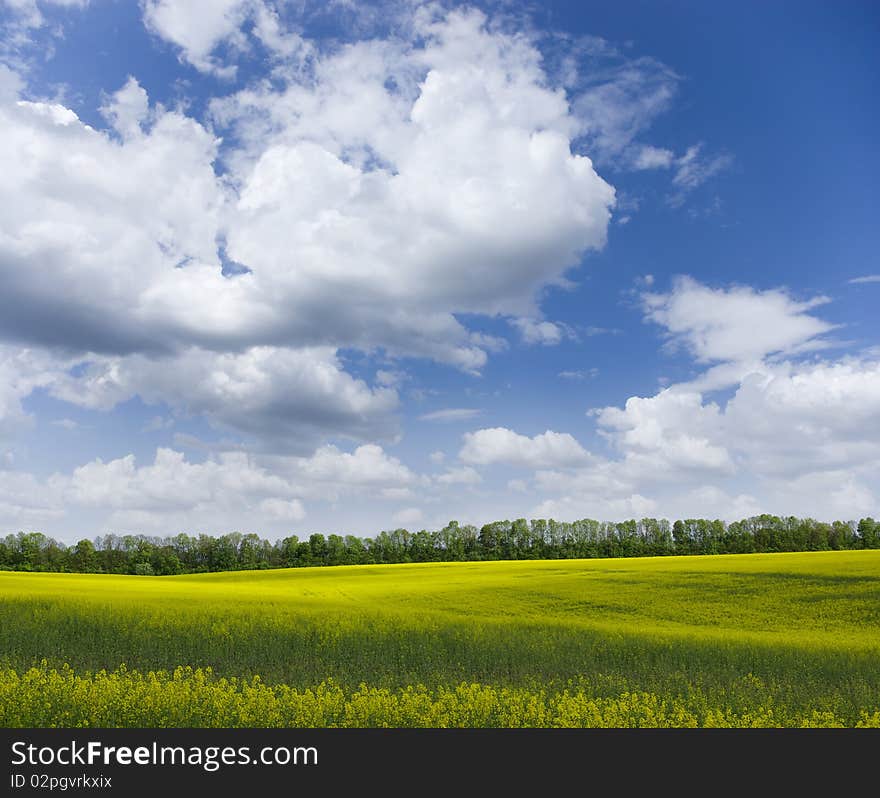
xmin=58 ymin=448 xmax=303 ymax=536
xmin=1 ymin=0 xmax=88 ymax=32
xmin=763 ymin=470 xmax=876 ymax=519
xmin=572 ymin=55 xmax=679 ymax=166
xmin=596 ymin=390 xmax=734 ymax=475
xmin=375 ymin=369 xmax=406 ymax=388
xmin=2 ymin=0 xmax=43 ymax=28
xmin=510 ymin=318 xmax=568 ymax=346
xmin=558 ymin=368 xmax=599 ymax=380
xmin=258 ymin=497 xmax=306 ymax=522
xmin=435 ymin=466 xmax=482 ymax=486
xmin=141 ymin=0 xmax=314 ymax=76
xmin=722 ymin=358 xmax=880 ymax=475
xmin=142 ymin=415 xmax=174 ymax=433
xmin=672 ymin=143 xmax=732 ymax=189
xmin=0 ymin=83 xmax=228 ymax=355
xmin=0 ymin=65 xmax=24 ymax=101
xmin=51 ymin=418 xmax=79 ymax=431
xmin=66 ymin=448 xmax=282 ymax=510
xmin=3 ymin=6 xmax=830 ymax=535
xmin=468 ymin=332 xmax=509 ymax=354
xmin=142 ymin=0 xmax=252 ymax=77
xmin=15 ymin=99 xmax=79 ymax=125
xmin=533 ymin=491 xmax=658 ymax=523
xmin=100 ymin=76 xmax=150 ymax=140
xmin=585 ymin=326 xmax=618 ymax=336
xmin=848 ymin=275 xmax=880 ymax=285
xmin=380 ymin=487 xmax=414 ymax=501
xmin=250 ymin=2 xmax=310 ymax=62
xmin=533 ymin=460 xmax=632 ymax=499
xmin=0 ymin=467 xmax=65 ymax=524
xmin=4 ymin=353 xmax=878 ymax=535
xmin=3 ymin=440 xmax=419 ymax=536
xmin=633 ymin=145 xmax=673 ymax=169
xmin=429 ymin=450 xmax=445 ymax=464
xmin=48 ymin=346 xmax=398 ymax=452
xmin=494 ymin=279 xmax=880 ymax=525
xmin=419 ymin=408 xmax=481 ymax=423
xmin=392 ymin=507 xmax=423 ymax=526
xmin=217 ymin=10 xmax=615 ymax=327
xmin=575 ymin=355 xmax=880 ymax=519
xmin=659 ymin=486 xmax=762 ymax=521
xmin=0 ymin=9 xmax=618 ymax=455
xmin=0 ymin=346 xmax=66 ymax=440
xmin=280 ymin=443 xmax=417 ymax=497
xmin=460 ymin=427 xmax=591 ymax=468
xmin=668 ymin=143 xmax=732 ymax=204
xmin=642 ymin=276 xmax=835 ymax=372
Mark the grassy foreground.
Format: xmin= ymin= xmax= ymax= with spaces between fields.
xmin=2 ymin=551 xmax=879 ymax=727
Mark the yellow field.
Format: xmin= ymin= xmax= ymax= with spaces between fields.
xmin=2 ymin=551 xmax=879 ymax=726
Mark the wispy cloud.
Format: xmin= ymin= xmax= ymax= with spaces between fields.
xmin=633 ymin=145 xmax=674 ymax=170
xmin=583 ymin=325 xmax=620 ymax=336
xmin=51 ymin=418 xmax=79 ymax=431
xmin=510 ymin=318 xmax=574 ymax=346
xmin=641 ymin=276 xmax=835 ymax=381
xmin=419 ymin=408 xmax=482 ymax=423
xmin=435 ymin=466 xmax=482 ymax=486
xmin=142 ymin=415 xmax=175 ymax=433
xmin=571 ymin=55 xmax=680 ymax=168
xmin=558 ymin=368 xmax=599 ymax=380
xmin=848 ymin=275 xmax=880 ymax=285
xmin=668 ymin=143 xmax=733 ymax=206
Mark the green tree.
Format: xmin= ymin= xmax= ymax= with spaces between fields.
xmin=326 ymin=534 xmax=347 ymax=565
xmin=858 ymin=518 xmax=878 ymax=549
xmin=71 ymin=539 xmax=98 ymax=572
xmin=309 ymin=533 xmax=328 ymax=564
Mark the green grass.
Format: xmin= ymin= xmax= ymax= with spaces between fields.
xmin=2 ymin=550 xmax=879 ymax=726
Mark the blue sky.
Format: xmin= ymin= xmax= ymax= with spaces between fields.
xmin=0 ymin=0 xmax=877 ymax=543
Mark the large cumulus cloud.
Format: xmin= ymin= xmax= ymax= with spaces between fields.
xmin=0 ymin=8 xmax=616 ymax=454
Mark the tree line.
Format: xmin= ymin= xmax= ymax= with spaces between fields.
xmin=1 ymin=515 xmax=878 ymax=575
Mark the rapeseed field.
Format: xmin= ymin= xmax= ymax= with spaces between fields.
xmin=2 ymin=551 xmax=879 ymax=727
